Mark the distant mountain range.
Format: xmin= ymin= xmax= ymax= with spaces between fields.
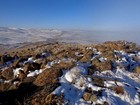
xmin=0 ymin=27 xmax=140 ymax=45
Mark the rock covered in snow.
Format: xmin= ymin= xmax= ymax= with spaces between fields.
xmin=65 ymin=66 xmax=87 ymax=83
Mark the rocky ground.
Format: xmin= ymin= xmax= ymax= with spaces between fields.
xmin=0 ymin=41 xmax=140 ymax=105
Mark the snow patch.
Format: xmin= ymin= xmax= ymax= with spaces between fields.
xmin=27 ymin=69 xmax=43 ymax=77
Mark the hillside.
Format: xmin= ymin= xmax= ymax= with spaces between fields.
xmin=0 ymin=41 xmax=140 ymax=105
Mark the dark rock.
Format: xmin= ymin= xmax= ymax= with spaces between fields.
xmin=23 ymin=62 xmax=40 ymax=73
xmin=1 ymin=54 xmax=13 ymax=63
xmin=12 ymin=56 xmax=29 ymax=69
xmin=92 ymin=77 xmax=104 ymax=87
xmin=88 ymin=65 xmax=97 ymax=75
xmin=103 ymin=101 xmax=109 ymax=105
xmin=34 ymin=54 xmax=42 ymax=59
xmin=25 ymin=83 xmax=60 ymax=105
xmin=83 ymin=92 xmax=98 ymax=102
xmin=0 ymin=82 xmax=38 ymax=104
xmin=12 ymin=59 xmax=23 ymax=68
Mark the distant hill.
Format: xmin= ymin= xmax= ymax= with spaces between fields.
xmin=0 ymin=27 xmax=140 ymax=45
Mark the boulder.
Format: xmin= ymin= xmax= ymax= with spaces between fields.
xmin=34 ymin=68 xmax=62 ymax=86
xmin=0 ymin=82 xmax=12 ymax=92
xmin=45 ymin=94 xmax=56 ymax=104
xmin=95 ymin=45 xmax=107 ymax=52
xmin=92 ymin=77 xmax=104 ymax=87
xmin=89 ymin=94 xmax=98 ymax=102
xmin=34 ymin=54 xmax=42 ymax=59
xmin=54 ymin=61 xmax=76 ymax=70
xmin=12 ymin=56 xmax=29 ymax=68
xmin=23 ymin=62 xmax=40 ymax=73
xmin=25 ymin=83 xmax=60 ymax=105
xmin=93 ymin=60 xmax=112 ymax=71
xmin=102 ymin=51 xmax=115 ymax=61
xmin=103 ymin=101 xmax=109 ymax=105
xmin=12 ymin=59 xmax=23 ymax=68
xmin=83 ymin=92 xmax=91 ymax=101
xmin=83 ymin=92 xmax=98 ymax=102
xmin=80 ymin=56 xmax=91 ymax=63
xmin=45 ymin=93 xmax=64 ymax=105
xmin=113 ymin=86 xmax=124 ymax=94
xmin=88 ymin=66 xmax=97 ymax=75
xmin=2 ymin=67 xmax=14 ymax=80
xmin=23 ymin=77 xmax=36 ymax=83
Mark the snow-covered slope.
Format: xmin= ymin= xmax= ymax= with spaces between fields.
xmin=52 ymin=49 xmax=140 ymax=105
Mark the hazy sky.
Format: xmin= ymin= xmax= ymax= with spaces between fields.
xmin=0 ymin=0 xmax=140 ymax=31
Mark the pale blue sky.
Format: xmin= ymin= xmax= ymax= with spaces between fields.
xmin=0 ymin=0 xmax=140 ymax=31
